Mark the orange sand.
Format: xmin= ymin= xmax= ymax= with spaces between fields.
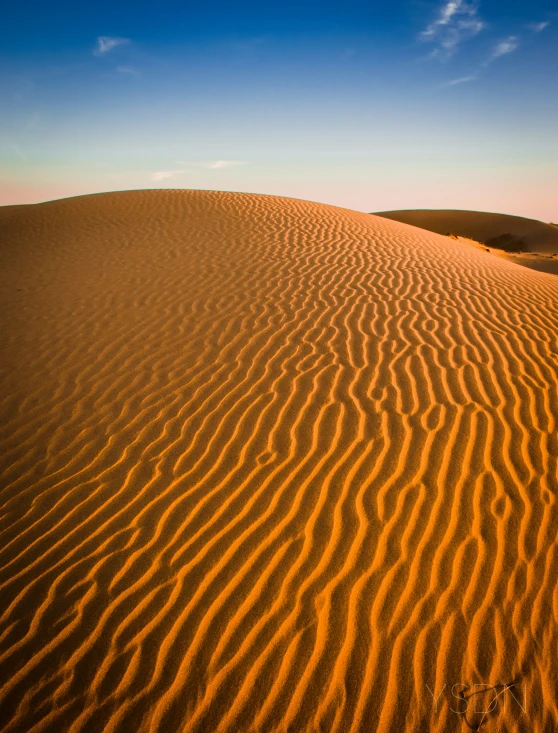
xmin=374 ymin=209 xmax=558 ymax=276
xmin=374 ymin=209 xmax=558 ymax=253
xmin=1 ymin=191 xmax=557 ymax=732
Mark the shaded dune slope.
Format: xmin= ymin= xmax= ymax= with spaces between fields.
xmin=374 ymin=209 xmax=558 ymax=254
xmin=1 ymin=191 xmax=558 ymax=733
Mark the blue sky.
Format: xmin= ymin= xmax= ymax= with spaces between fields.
xmin=1 ymin=0 xmax=557 ymax=219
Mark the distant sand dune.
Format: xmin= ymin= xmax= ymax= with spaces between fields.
xmin=375 ymin=209 xmax=558 ymax=275
xmin=1 ymin=191 xmax=557 ymax=732
xmin=374 ymin=209 xmax=558 ymax=252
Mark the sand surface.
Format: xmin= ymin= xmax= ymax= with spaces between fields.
xmin=374 ymin=209 xmax=558 ymax=275
xmin=374 ymin=209 xmax=558 ymax=253
xmin=1 ymin=190 xmax=558 ymax=732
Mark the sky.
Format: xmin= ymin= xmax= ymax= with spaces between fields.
xmin=1 ymin=0 xmax=557 ymax=220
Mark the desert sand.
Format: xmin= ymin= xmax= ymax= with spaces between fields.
xmin=1 ymin=190 xmax=557 ymax=732
xmin=375 ymin=209 xmax=558 ymax=276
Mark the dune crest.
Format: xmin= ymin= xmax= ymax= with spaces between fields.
xmin=1 ymin=190 xmax=557 ymax=732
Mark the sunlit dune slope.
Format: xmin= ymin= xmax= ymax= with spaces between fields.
xmin=374 ymin=209 xmax=558 ymax=254
xmin=1 ymin=190 xmax=558 ymax=733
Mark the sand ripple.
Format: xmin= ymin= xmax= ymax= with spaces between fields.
xmin=1 ymin=191 xmax=557 ymax=732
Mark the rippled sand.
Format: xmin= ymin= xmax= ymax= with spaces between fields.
xmin=1 ymin=191 xmax=557 ymax=732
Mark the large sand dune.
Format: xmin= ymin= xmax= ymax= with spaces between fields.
xmin=1 ymin=190 xmax=557 ymax=732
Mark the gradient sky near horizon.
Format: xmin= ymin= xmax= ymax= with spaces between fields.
xmin=1 ymin=0 xmax=557 ymax=219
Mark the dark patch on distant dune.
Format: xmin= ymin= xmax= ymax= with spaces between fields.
xmin=485 ymin=233 xmax=528 ymax=253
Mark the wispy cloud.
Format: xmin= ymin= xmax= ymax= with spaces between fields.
xmin=485 ymin=35 xmax=519 ymax=64
xmin=205 ymin=160 xmax=246 ymax=169
xmin=528 ymin=21 xmax=549 ymax=33
xmin=94 ymin=36 xmax=130 ymax=56
xmin=152 ymin=162 xmax=247 ymax=181
xmin=117 ymin=66 xmax=140 ymax=76
xmin=420 ymin=0 xmax=485 ymax=57
xmin=151 ymin=170 xmax=187 ymax=182
xmin=176 ymin=160 xmax=247 ymax=170
xmin=436 ymin=14 xmax=544 ymax=86
xmin=441 ymin=74 xmax=478 ymax=87
xmin=3 ymin=141 xmax=26 ymax=160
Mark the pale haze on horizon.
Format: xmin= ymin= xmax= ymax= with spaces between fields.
xmin=1 ymin=0 xmax=557 ymax=221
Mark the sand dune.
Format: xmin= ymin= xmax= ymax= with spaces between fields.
xmin=374 ymin=209 xmax=558 ymax=253
xmin=1 ymin=190 xmax=557 ymax=732
xmin=375 ymin=209 xmax=558 ymax=276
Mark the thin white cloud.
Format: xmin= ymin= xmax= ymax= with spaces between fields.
xmin=421 ymin=0 xmax=464 ymax=36
xmin=3 ymin=141 xmax=26 ymax=160
xmin=94 ymin=36 xmax=130 ymax=55
xmin=441 ymin=74 xmax=478 ymax=87
xmin=151 ymin=162 xmax=246 ymax=182
xmin=176 ymin=160 xmax=247 ymax=169
xmin=528 ymin=21 xmax=549 ymax=33
xmin=117 ymin=66 xmax=140 ymax=76
xmin=205 ymin=160 xmax=246 ymax=169
xmin=486 ymin=35 xmax=519 ymax=64
xmin=420 ymin=0 xmax=485 ymax=57
xmin=151 ymin=170 xmax=188 ymax=182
